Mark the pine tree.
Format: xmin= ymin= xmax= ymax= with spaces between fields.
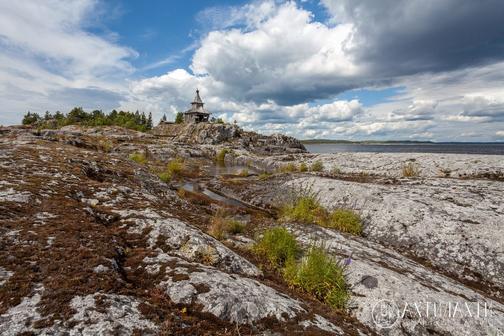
xmin=147 ymin=112 xmax=153 ymax=130
xmin=161 ymin=114 xmax=167 ymax=123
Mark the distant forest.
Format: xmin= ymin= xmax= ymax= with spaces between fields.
xmin=22 ymin=107 xmax=153 ymax=132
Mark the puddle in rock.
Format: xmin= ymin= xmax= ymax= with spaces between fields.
xmin=204 ymin=164 xmax=258 ymax=177
xmin=180 ymin=181 xmax=244 ymax=207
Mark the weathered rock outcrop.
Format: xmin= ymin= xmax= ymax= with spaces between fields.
xmin=2 ymin=125 xmax=503 ymax=335
xmin=285 ymin=176 xmax=504 ymax=298
xmin=0 ymin=127 xmax=365 ymax=335
xmin=151 ymin=122 xmax=306 ymax=154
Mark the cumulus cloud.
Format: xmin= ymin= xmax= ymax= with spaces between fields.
xmin=1 ymin=0 xmax=503 ymax=141
xmin=191 ymin=1 xmax=359 ymax=105
xmin=0 ymin=0 xmax=134 ymax=125
xmin=120 ymin=0 xmax=504 ymax=141
xmin=322 ymin=0 xmax=504 ymax=75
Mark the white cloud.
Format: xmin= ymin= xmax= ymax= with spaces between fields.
xmin=0 ymin=0 xmax=135 ymax=124
xmin=1 ymin=0 xmax=503 ymax=142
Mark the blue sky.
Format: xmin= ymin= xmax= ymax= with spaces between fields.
xmin=0 ymin=0 xmax=503 ymax=141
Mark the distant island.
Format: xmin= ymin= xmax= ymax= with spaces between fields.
xmin=301 ymin=139 xmax=504 ymax=144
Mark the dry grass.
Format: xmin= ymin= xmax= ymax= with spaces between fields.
xmin=278 ymin=162 xmax=298 ymax=173
xmin=208 ymin=209 xmax=245 ymax=240
xmin=310 ymin=160 xmax=324 ymax=172
xmin=129 ymin=152 xmax=147 ymax=164
xmin=402 ymin=162 xmax=420 ymax=177
xmin=158 ymin=157 xmax=185 ymax=182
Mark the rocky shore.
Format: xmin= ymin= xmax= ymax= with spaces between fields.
xmin=0 ymin=124 xmax=503 ymax=335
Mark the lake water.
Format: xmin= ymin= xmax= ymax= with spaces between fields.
xmin=304 ymin=143 xmax=504 ymax=155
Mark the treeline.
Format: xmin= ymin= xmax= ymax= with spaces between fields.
xmin=22 ymin=107 xmax=153 ymax=132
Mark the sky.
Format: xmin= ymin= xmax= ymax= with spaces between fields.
xmin=0 ymin=0 xmax=504 ymax=141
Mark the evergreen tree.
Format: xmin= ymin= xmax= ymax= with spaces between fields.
xmin=147 ymin=112 xmax=153 ymax=130
xmin=22 ymin=112 xmax=41 ymax=125
xmin=161 ymin=114 xmax=167 ymax=123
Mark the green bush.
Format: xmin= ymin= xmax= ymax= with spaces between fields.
xmin=310 ymin=160 xmax=324 ymax=172
xmin=21 ymin=108 xmax=153 ymax=132
xmin=254 ymin=227 xmax=299 ymax=267
xmin=284 ymin=246 xmax=349 ymax=309
xmin=299 ymin=162 xmax=308 ymax=172
xmin=129 ymin=152 xmax=147 ymax=165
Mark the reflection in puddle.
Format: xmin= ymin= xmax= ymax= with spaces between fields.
xmin=180 ymin=181 xmax=243 ymax=207
xmin=204 ymin=164 xmax=258 ymax=176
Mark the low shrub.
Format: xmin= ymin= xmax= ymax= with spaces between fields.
xmin=284 ymin=246 xmax=349 ymax=309
xmin=310 ymin=160 xmax=324 ymax=172
xmin=254 ymin=227 xmax=299 ymax=267
xmin=208 ymin=210 xmax=245 ymax=240
xmin=402 ymin=162 xmax=420 ymax=177
xmin=129 ymin=152 xmax=147 ymax=164
xmin=299 ymin=162 xmax=308 ymax=172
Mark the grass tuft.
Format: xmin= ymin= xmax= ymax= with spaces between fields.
xmin=402 ymin=162 xmax=420 ymax=177
xmin=324 ymin=209 xmax=363 ymax=235
xmin=281 ymin=194 xmax=324 ymax=224
xmin=129 ymin=152 xmax=147 ymax=165
xmin=284 ymin=246 xmax=349 ymax=309
xmin=330 ymin=166 xmax=341 ymax=175
xmin=254 ymin=227 xmax=299 ymax=267
xmin=158 ymin=157 xmax=185 ymax=182
xmin=281 ymin=187 xmax=362 ymax=235
xmin=310 ymin=160 xmax=324 ymax=172
xmin=278 ymin=162 xmax=298 ymax=173
xmin=299 ymin=162 xmax=308 ymax=172
xmin=208 ymin=209 xmax=245 ymax=240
